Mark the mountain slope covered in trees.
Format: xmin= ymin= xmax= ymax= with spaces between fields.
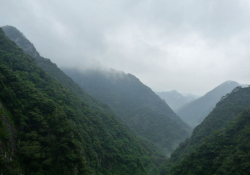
xmin=63 ymin=68 xmax=192 ymax=155
xmin=2 ymin=25 xmax=191 ymax=156
xmin=2 ymin=25 xmax=165 ymax=157
xmin=170 ymin=107 xmax=250 ymax=175
xmin=156 ymin=90 xmax=198 ymax=111
xmin=176 ymin=81 xmax=240 ymax=127
xmin=0 ymin=27 xmax=163 ymax=174
xmin=162 ymin=85 xmax=250 ymax=174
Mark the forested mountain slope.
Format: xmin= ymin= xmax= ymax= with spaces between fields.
xmin=2 ymin=25 xmax=165 ymax=157
xmin=162 ymin=85 xmax=250 ymax=174
xmin=0 ymin=27 xmax=162 ymax=174
xmin=3 ymin=25 xmax=191 ymax=156
xmin=169 ymin=107 xmax=250 ymax=175
xmin=176 ymin=81 xmax=240 ymax=127
xmin=156 ymin=90 xmax=198 ymax=111
xmin=63 ymin=68 xmax=192 ymax=155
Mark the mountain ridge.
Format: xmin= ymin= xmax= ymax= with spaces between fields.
xmin=63 ymin=67 xmax=192 ymax=155
xmin=162 ymin=85 xmax=250 ymax=174
xmin=176 ymin=80 xmax=240 ymax=127
xmin=0 ymin=26 xmax=163 ymax=174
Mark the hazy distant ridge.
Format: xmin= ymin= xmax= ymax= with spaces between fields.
xmin=163 ymin=85 xmax=250 ymax=174
xmin=63 ymin=68 xmax=192 ymax=155
xmin=156 ymin=90 xmax=199 ymax=111
xmin=176 ymin=80 xmax=240 ymax=127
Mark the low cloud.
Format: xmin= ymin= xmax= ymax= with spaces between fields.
xmin=1 ymin=0 xmax=250 ymax=95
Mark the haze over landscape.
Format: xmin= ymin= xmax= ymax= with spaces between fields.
xmin=2 ymin=1 xmax=250 ymax=175
xmin=1 ymin=0 xmax=250 ymax=95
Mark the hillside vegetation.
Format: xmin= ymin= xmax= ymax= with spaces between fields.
xmin=63 ymin=68 xmax=192 ymax=155
xmin=169 ymin=107 xmax=250 ymax=174
xmin=0 ymin=27 xmax=163 ymax=175
xmin=3 ymin=26 xmax=192 ymax=156
xmin=162 ymin=85 xmax=250 ymax=174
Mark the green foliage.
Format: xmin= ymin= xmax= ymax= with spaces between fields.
xmin=170 ymin=107 xmax=250 ymax=175
xmin=162 ymin=85 xmax=250 ymax=174
xmin=63 ymin=68 xmax=192 ymax=155
xmin=0 ymin=27 xmax=162 ymax=174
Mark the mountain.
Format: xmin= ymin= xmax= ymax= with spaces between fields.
xmin=0 ymin=27 xmax=163 ymax=174
xmin=161 ymin=85 xmax=250 ymax=174
xmin=176 ymin=81 xmax=240 ymax=127
xmin=170 ymin=107 xmax=250 ymax=175
xmin=62 ymin=68 xmax=192 ymax=155
xmin=156 ymin=90 xmax=199 ymax=111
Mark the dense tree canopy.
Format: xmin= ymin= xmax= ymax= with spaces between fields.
xmin=2 ymin=25 xmax=192 ymax=156
xmin=162 ymin=85 xmax=250 ymax=174
xmin=0 ymin=27 xmax=163 ymax=175
xmin=63 ymin=68 xmax=192 ymax=155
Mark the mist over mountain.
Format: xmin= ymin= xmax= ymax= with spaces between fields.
xmin=156 ymin=90 xmax=199 ymax=111
xmin=1 ymin=26 xmax=165 ymax=174
xmin=176 ymin=80 xmax=240 ymax=127
xmin=2 ymin=0 xmax=250 ymax=173
xmin=162 ymin=85 xmax=250 ymax=174
xmin=2 ymin=25 xmax=39 ymax=58
xmin=63 ymin=67 xmax=192 ymax=155
xmin=2 ymin=24 xmax=191 ymax=158
xmin=3 ymin=23 xmax=250 ymax=174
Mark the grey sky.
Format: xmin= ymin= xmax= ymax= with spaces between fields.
xmin=1 ymin=0 xmax=250 ymax=95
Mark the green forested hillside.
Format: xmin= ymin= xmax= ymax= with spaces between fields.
xmin=2 ymin=25 xmax=191 ymax=156
xmin=0 ymin=27 xmax=162 ymax=174
xmin=176 ymin=81 xmax=240 ymax=127
xmin=162 ymin=85 xmax=250 ymax=174
xmin=63 ymin=68 xmax=192 ymax=155
xmin=169 ymin=106 xmax=250 ymax=175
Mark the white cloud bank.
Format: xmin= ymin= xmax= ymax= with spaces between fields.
xmin=1 ymin=0 xmax=250 ymax=95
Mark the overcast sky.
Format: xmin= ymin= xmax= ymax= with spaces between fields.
xmin=1 ymin=0 xmax=250 ymax=95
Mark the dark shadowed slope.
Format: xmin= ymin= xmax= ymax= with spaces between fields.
xmin=0 ymin=27 xmax=163 ymax=175
xmin=176 ymin=80 xmax=240 ymax=127
xmin=156 ymin=90 xmax=198 ymax=111
xmin=161 ymin=85 xmax=250 ymax=174
xmin=63 ymin=68 xmax=192 ymax=155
